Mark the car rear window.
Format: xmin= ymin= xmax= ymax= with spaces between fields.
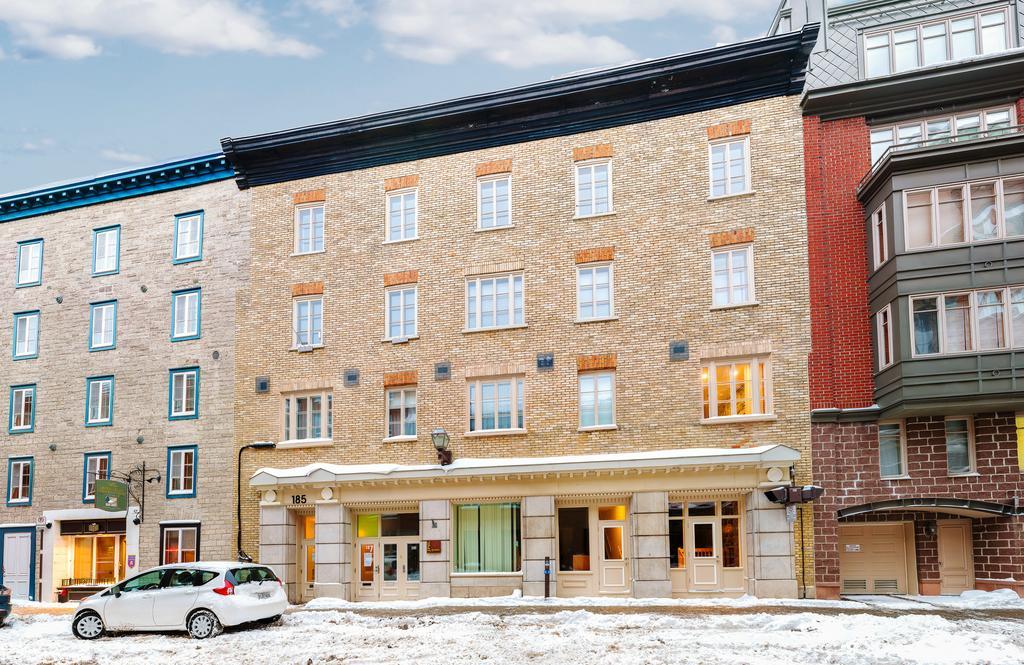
xmin=228 ymin=567 xmax=279 ymax=585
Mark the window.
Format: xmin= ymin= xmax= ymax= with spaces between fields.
xmin=905 ymin=176 xmax=1024 ymax=250
xmin=168 ymin=368 xmax=199 ymax=420
xmin=83 ymin=452 xmax=111 ymax=502
xmin=478 ymin=176 xmax=511 ymax=229
xmin=85 ymin=376 xmax=114 ymax=426
xmin=878 ymin=421 xmax=906 ymax=478
xmin=385 ymin=388 xmax=416 ymax=439
xmin=161 ymin=525 xmax=199 ymax=565
xmin=701 ymin=358 xmax=772 ymax=420
xmin=92 ymin=226 xmax=120 ymax=276
xmin=386 ymin=286 xmax=417 ymax=340
xmin=468 ymin=377 xmax=524 ymax=433
xmin=558 ymin=507 xmax=590 ymax=572
xmin=171 ymin=289 xmax=201 ymax=341
xmin=294 ymin=204 xmax=325 ymax=254
xmin=876 ymin=305 xmax=894 ymax=370
xmin=167 ymin=446 xmax=197 ymax=498
xmin=871 ymin=205 xmax=889 ymax=268
xmin=293 ymin=297 xmax=323 ymax=348
xmin=466 ymin=273 xmax=524 ymax=330
xmin=88 ymin=301 xmax=117 ymax=351
xmin=709 ymin=138 xmax=750 ymax=198
xmin=9 ymin=385 xmax=35 ymax=433
xmin=945 ymin=417 xmax=975 ymax=476
xmin=579 ymin=372 xmax=614 ymax=429
xmin=282 ymin=390 xmax=333 ymax=443
xmin=386 ymin=189 xmax=417 ymax=242
xmin=576 ymin=264 xmax=613 ymax=320
xmin=712 ymin=245 xmax=754 ymax=307
xmin=12 ymin=310 xmax=39 ymax=360
xmin=118 ymin=570 xmax=163 ymax=593
xmin=575 ymin=161 xmax=612 ymax=216
xmin=911 ymin=286 xmax=1024 ymax=356
xmin=15 ymin=239 xmax=43 ymax=287
xmin=173 ymin=211 xmax=203 ymax=263
xmin=6 ymin=457 xmax=32 ymax=506
xmin=864 ymin=9 xmax=1008 ymax=78
xmin=870 ymin=107 xmax=1014 ymax=164
xmin=669 ymin=503 xmax=685 ymax=569
xmin=453 ymin=502 xmax=521 ymax=573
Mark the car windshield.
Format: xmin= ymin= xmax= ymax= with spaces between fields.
xmin=228 ymin=567 xmax=279 ymax=585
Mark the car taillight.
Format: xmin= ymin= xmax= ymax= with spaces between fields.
xmin=213 ymin=579 xmax=235 ymax=596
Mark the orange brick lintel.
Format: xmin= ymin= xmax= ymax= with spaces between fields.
xmin=383 ymin=370 xmax=418 ymax=388
xmin=706 ymin=119 xmax=751 ymax=140
xmin=577 ymin=353 xmax=617 ymax=372
xmin=572 ymin=144 xmax=613 ymax=161
xmin=575 ymin=246 xmax=615 ymax=264
xmin=384 ymin=175 xmax=420 ymax=192
xmin=384 ymin=270 xmax=419 ymax=287
xmin=476 ymin=159 xmax=512 ymax=178
xmin=291 ymin=281 xmax=324 ymax=297
xmin=709 ymin=227 xmax=756 ymax=248
xmin=293 ymin=189 xmax=326 ymax=205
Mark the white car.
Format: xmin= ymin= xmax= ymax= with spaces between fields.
xmin=71 ymin=562 xmax=288 ymax=640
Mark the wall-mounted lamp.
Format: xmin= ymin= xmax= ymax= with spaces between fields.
xmin=431 ymin=428 xmax=453 ymax=466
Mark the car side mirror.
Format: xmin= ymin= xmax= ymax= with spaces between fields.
xmin=114 ymin=590 xmax=122 ymax=598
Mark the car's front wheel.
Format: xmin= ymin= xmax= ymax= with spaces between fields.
xmin=187 ymin=609 xmax=223 ymax=639
xmin=72 ymin=612 xmax=106 ymax=640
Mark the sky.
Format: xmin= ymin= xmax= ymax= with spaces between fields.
xmin=0 ymin=1 xmax=782 ymax=194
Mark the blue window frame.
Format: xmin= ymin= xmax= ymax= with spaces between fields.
xmin=12 ymin=310 xmax=40 ymax=360
xmin=166 ymin=445 xmax=198 ymax=498
xmin=85 ymin=376 xmax=115 ymax=427
xmin=8 ymin=384 xmax=36 ymax=434
xmin=171 ymin=288 xmax=201 ymax=341
xmin=92 ymin=225 xmax=121 ymax=276
xmin=88 ymin=300 xmax=118 ymax=351
xmin=15 ymin=239 xmax=43 ymax=288
xmin=172 ymin=211 xmax=204 ymax=264
xmin=82 ymin=452 xmax=112 ymax=503
xmin=6 ymin=457 xmax=33 ymax=506
xmin=168 ymin=367 xmax=200 ymax=420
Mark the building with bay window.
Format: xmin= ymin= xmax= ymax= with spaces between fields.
xmin=226 ymin=28 xmax=818 ymax=603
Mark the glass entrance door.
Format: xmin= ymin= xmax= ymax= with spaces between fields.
xmin=354 ymin=512 xmax=420 ymax=601
xmin=597 ymin=505 xmax=629 ymax=594
xmin=690 ymin=521 xmax=719 ymax=587
xmin=356 ymin=542 xmax=378 ymax=601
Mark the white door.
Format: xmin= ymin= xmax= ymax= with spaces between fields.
xmin=598 ymin=520 xmax=629 ymax=594
xmin=690 ymin=521 xmax=719 ymax=588
xmin=356 ymin=541 xmax=379 ymax=601
xmin=380 ymin=541 xmax=402 ymax=600
xmin=2 ymin=532 xmax=32 ymax=599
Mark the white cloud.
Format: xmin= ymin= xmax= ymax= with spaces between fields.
xmin=299 ymin=0 xmax=363 ymax=27
xmin=100 ymin=148 xmax=149 ymax=164
xmin=711 ymin=24 xmax=739 ymax=46
xmin=20 ymin=138 xmax=57 ymax=153
xmin=0 ymin=0 xmax=319 ymax=60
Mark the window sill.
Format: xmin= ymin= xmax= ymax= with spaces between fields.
xmin=450 ymin=572 xmax=522 ymax=578
xmin=15 ymin=283 xmax=42 ymax=289
xmin=462 ymin=324 xmax=528 ymax=334
xmin=277 ymin=438 xmax=333 ymax=449
xmin=289 ymin=344 xmax=325 ymax=352
xmin=383 ymin=435 xmax=418 ymax=443
xmin=12 ymin=355 xmax=38 ymax=361
xmin=290 ymin=250 xmax=326 ymax=257
xmin=167 ymin=492 xmax=197 ymax=500
xmin=475 ymin=224 xmax=515 ymax=232
xmin=881 ymin=475 xmax=912 ymax=481
xmin=578 ymin=424 xmax=618 ymax=432
xmin=381 ymin=336 xmax=419 ymax=344
xmin=700 ymin=414 xmax=777 ymax=425
xmin=172 ymin=256 xmax=202 ymax=265
xmin=382 ymin=237 xmax=420 ymax=245
xmin=92 ymin=271 xmax=119 ymax=278
xmin=710 ymin=302 xmax=759 ymax=311
xmin=463 ymin=429 xmax=527 ymax=438
xmin=575 ymin=316 xmax=619 ymax=324
xmin=573 ymin=211 xmax=616 ymax=221
xmin=707 ymin=190 xmax=756 ymax=202
xmin=948 ymin=472 xmax=981 ymax=479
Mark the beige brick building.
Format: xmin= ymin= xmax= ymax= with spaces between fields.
xmin=226 ymin=29 xmax=819 ymax=602
xmin=0 ymin=156 xmax=248 ymax=601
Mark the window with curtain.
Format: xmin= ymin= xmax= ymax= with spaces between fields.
xmin=454 ymin=503 xmax=521 ymax=573
xmin=879 ymin=422 xmax=905 ymax=478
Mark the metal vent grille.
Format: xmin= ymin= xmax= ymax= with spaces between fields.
xmin=874 ymin=579 xmax=900 ymax=592
xmin=842 ymin=579 xmax=868 ymax=592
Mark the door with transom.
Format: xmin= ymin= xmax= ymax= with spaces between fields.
xmin=597 ymin=505 xmax=630 ymax=595
xmin=354 ymin=513 xmax=420 ymax=601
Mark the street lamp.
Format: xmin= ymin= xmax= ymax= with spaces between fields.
xmin=431 ymin=428 xmax=453 ymax=466
xmin=237 ymin=441 xmax=277 ymax=562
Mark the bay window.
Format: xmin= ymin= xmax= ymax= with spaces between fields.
xmin=876 ymin=305 xmax=893 ymax=370
xmin=871 ymin=107 xmax=1013 ymax=164
xmin=468 ymin=377 xmax=524 ymax=433
xmin=871 ymin=205 xmax=888 ymax=268
xmin=283 ymin=390 xmax=333 ymax=443
xmin=466 ymin=273 xmax=524 ymax=330
xmin=911 ymin=286 xmax=1024 ymax=356
xmin=905 ymin=176 xmax=1024 ymax=249
xmin=701 ymin=357 xmax=772 ymax=420
xmin=453 ymin=502 xmax=521 ymax=573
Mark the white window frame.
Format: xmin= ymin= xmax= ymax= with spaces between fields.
xmin=944 ymin=415 xmax=976 ymax=477
xmin=86 ymin=377 xmax=114 ymax=425
xmin=162 ymin=525 xmax=198 ymax=565
xmin=711 ymin=244 xmax=756 ymax=308
xmin=578 ymin=371 xmax=615 ymax=430
xmin=294 ymin=203 xmax=325 ymax=255
xmin=876 ymin=304 xmax=894 ymax=370
xmin=385 ymin=387 xmax=417 ymax=440
xmin=292 ymin=296 xmax=324 ymax=349
xmin=465 ymin=272 xmax=525 ymax=331
xmin=870 ymin=106 xmax=1015 ymax=164
xmin=909 ymin=285 xmax=1023 ymax=357
xmin=16 ymin=240 xmax=42 ymax=287
xmin=84 ymin=453 xmax=110 ymax=501
xmin=172 ymin=290 xmax=200 ymax=340
xmin=169 ymin=369 xmax=198 ymax=419
xmin=878 ymin=420 xmax=908 ymax=479
xmin=467 ymin=376 xmax=525 ymax=434
xmin=574 ymin=160 xmax=613 ymax=218
xmin=700 ymin=357 xmax=773 ymax=422
xmin=282 ymin=390 xmax=333 ymax=444
xmin=477 ymin=175 xmax=512 ymax=230
xmin=168 ymin=448 xmax=196 ymax=496
xmin=385 ymin=188 xmax=418 ymax=243
xmin=576 ymin=263 xmax=615 ymax=321
xmin=93 ymin=227 xmax=120 ymax=275
xmin=13 ymin=311 xmax=39 ymax=359
xmin=903 ymin=175 xmax=1024 ymax=250
xmin=173 ymin=213 xmax=203 ymax=262
xmin=8 ymin=458 xmax=31 ymax=504
xmin=385 ymin=285 xmax=417 ymax=341
xmin=10 ymin=386 xmax=34 ymax=432
xmin=708 ymin=137 xmax=751 ymax=199
xmin=90 ymin=301 xmax=116 ymax=350
xmin=871 ymin=205 xmax=889 ymax=268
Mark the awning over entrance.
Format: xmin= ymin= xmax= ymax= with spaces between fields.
xmin=250 ymin=445 xmax=800 ymax=488
xmin=838 ymin=498 xmax=1022 ymax=520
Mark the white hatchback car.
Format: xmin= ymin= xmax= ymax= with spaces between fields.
xmin=71 ymin=562 xmax=288 ymax=640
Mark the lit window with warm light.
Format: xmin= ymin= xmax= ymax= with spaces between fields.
xmin=700 ymin=357 xmax=772 ymax=420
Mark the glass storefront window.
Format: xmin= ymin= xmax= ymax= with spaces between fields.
xmin=722 ymin=518 xmax=740 ymax=568
xmin=357 ymin=514 xmax=380 ymax=538
xmin=454 ymin=503 xmax=521 ymax=573
xmin=557 ymin=507 xmax=590 ymax=572
xmin=381 ymin=513 xmax=419 ymax=537
xmin=721 ymin=501 xmax=739 ymax=516
xmin=597 ymin=505 xmax=626 ymax=521
xmin=407 ymin=543 xmax=421 ymax=582
xmin=669 ymin=504 xmax=685 ymax=569
xmin=687 ymin=502 xmax=716 ymax=517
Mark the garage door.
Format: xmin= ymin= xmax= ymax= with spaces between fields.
xmin=838 ymin=523 xmax=909 ymax=595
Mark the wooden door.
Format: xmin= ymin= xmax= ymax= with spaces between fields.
xmin=689 ymin=521 xmax=719 ymax=588
xmin=597 ymin=507 xmax=629 ymax=594
xmin=938 ymin=521 xmax=973 ymax=595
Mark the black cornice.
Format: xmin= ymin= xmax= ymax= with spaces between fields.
xmin=222 ymin=25 xmax=817 ymax=190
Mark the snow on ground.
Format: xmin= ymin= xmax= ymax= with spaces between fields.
xmin=3 ymin=601 xmax=1024 ymax=665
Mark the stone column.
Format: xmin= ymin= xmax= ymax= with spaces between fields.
xmin=260 ymin=504 xmax=298 ymax=601
xmin=522 ymin=495 xmax=556 ymax=597
xmin=745 ymin=490 xmax=799 ymax=598
xmin=313 ymin=501 xmax=350 ymax=599
xmin=631 ymin=491 xmax=671 ymax=598
xmin=419 ymin=500 xmax=451 ymax=598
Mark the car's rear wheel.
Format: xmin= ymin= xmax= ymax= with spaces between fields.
xmin=187 ymin=609 xmax=222 ymax=639
xmin=72 ymin=612 xmax=105 ymax=640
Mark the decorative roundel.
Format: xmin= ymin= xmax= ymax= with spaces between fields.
xmin=766 ymin=466 xmax=785 ymax=483
xmin=321 ymin=487 xmax=334 ymax=501
xmin=264 ymin=490 xmax=278 ymax=503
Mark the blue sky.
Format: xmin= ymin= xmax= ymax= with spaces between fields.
xmin=0 ymin=1 xmax=781 ymax=194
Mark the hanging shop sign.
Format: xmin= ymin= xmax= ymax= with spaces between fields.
xmin=94 ymin=479 xmax=129 ymax=512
